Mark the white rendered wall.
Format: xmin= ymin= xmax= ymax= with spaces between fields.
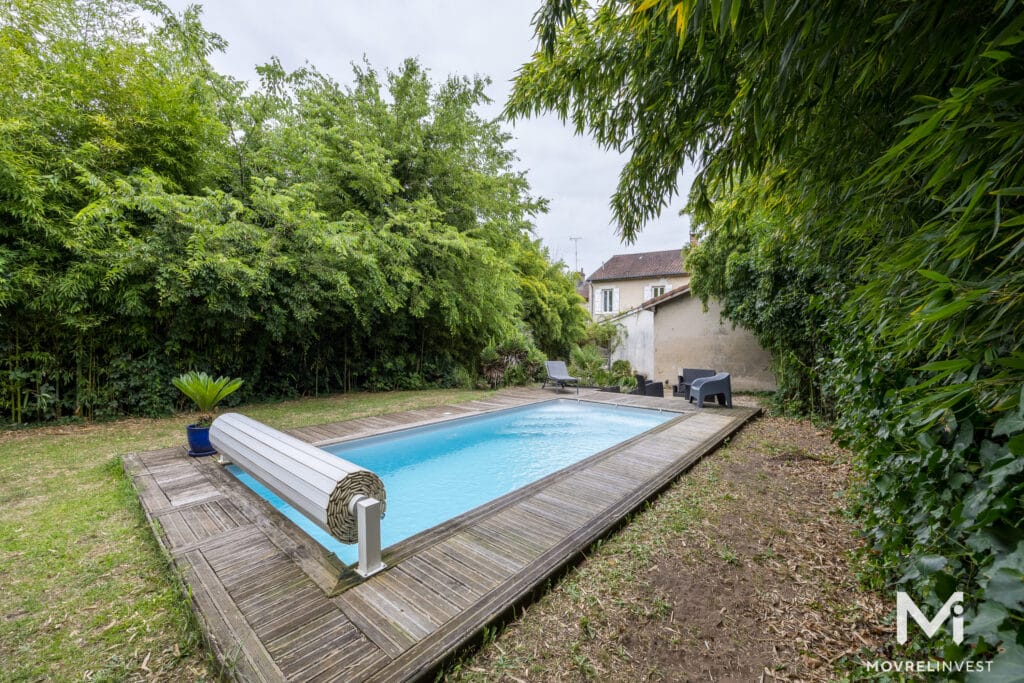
xmin=610 ymin=308 xmax=655 ymax=377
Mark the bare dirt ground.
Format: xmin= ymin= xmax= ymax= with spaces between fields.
xmin=449 ymin=411 xmax=890 ymax=681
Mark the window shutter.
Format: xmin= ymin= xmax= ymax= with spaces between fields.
xmin=612 ymin=288 xmax=619 ymax=313
xmin=643 ymin=285 xmax=652 ymax=301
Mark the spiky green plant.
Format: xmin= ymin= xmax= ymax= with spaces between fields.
xmin=171 ymin=371 xmax=243 ymax=426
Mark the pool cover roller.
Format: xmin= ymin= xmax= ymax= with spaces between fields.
xmin=209 ymin=412 xmax=386 ymax=544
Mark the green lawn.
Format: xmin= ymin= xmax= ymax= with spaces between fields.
xmin=0 ymin=388 xmax=486 ymax=681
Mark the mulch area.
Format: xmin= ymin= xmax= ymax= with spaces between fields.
xmin=450 ymin=413 xmax=890 ymax=681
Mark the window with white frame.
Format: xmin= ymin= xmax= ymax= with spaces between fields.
xmin=601 ymin=288 xmax=615 ymax=313
xmin=651 ymin=285 xmax=666 ymax=298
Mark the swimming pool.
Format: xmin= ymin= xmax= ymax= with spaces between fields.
xmin=227 ymin=399 xmax=674 ymax=565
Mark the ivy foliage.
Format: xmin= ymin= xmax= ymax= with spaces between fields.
xmin=0 ymin=0 xmax=587 ymax=422
xmin=684 ymin=181 xmax=846 ymax=416
xmin=513 ymin=0 xmax=1024 ymax=670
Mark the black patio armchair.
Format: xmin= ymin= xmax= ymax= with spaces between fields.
xmin=673 ymin=368 xmax=716 ymax=400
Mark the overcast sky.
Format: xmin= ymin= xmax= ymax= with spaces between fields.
xmin=162 ymin=0 xmax=694 ymax=276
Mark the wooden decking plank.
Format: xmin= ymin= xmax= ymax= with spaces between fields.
xmin=446 ymin=533 xmax=525 ymax=576
xmin=491 ymin=504 xmax=570 ymax=547
xmin=216 ymin=497 xmax=253 ymax=528
xmin=158 ymin=510 xmax=199 ymax=547
xmin=543 ymin=471 xmax=615 ymax=500
xmin=414 ymin=547 xmax=497 ymax=598
xmin=168 ymin=523 xmax=261 ymax=558
xmin=241 ymin=586 xmax=327 ymax=637
xmin=431 ymin=539 xmax=511 ymax=587
xmin=199 ymin=524 xmax=274 ymax=563
xmin=181 ymin=503 xmax=235 ymax=541
xmin=517 ymin=495 xmax=592 ymax=530
xmin=470 ymin=515 xmax=552 ymax=560
xmin=247 ymin=588 xmax=336 ymax=644
xmin=461 ymin=525 xmax=542 ymax=569
xmin=145 ymin=459 xmax=195 ymax=479
xmin=390 ymin=561 xmax=478 ymax=610
xmin=128 ymin=471 xmax=174 ymax=513
xmin=127 ymin=388 xmax=756 ymax=682
xmin=304 ymin=422 xmax=362 ymax=440
xmin=286 ymin=426 xmax=333 ymax=443
xmin=254 ymin=593 xmax=339 ymax=647
xmin=266 ymin=609 xmax=363 ymax=665
xmin=164 ymin=476 xmax=221 ymax=507
xmin=296 ymin=645 xmax=389 ymax=683
xmin=542 ymin=478 xmax=615 ymax=511
xmin=148 ymin=464 xmax=210 ymax=493
xmin=282 ymin=631 xmax=370 ymax=674
xmin=415 ymin=547 xmax=497 ymax=596
xmin=346 ymin=578 xmax=439 ymax=637
xmin=596 ymin=454 xmax=667 ymax=479
xmin=570 ymin=469 xmax=640 ymax=498
xmin=207 ymin=545 xmax=290 ymax=591
xmin=134 ymin=447 xmax=182 ymax=468
xmin=333 ymin=585 xmax=419 ymax=658
xmin=576 ymin=462 xmax=649 ymax=491
xmin=235 ymin=573 xmax=318 ymax=625
xmin=371 ymin=569 xmax=461 ymax=625
xmin=300 ymin=642 xmax=390 ymax=683
xmin=184 ymin=549 xmax=286 ymax=682
xmin=225 ymin=561 xmax=301 ymax=610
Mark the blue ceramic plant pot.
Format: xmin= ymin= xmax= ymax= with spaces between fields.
xmin=186 ymin=424 xmax=217 ymax=457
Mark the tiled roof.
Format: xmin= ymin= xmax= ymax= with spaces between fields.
xmin=588 ymin=249 xmax=685 ymax=282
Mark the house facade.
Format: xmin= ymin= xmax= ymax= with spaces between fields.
xmin=610 ymin=285 xmax=776 ymax=391
xmin=584 ymin=249 xmax=690 ymax=319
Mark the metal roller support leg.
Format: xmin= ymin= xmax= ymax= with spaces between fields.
xmin=348 ymin=495 xmax=386 ymax=577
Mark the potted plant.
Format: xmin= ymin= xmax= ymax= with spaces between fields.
xmin=172 ymin=371 xmax=244 ymax=456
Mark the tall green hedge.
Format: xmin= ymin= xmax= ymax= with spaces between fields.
xmin=513 ymin=0 xmax=1023 ymax=672
xmin=0 ymin=0 xmax=587 ymax=422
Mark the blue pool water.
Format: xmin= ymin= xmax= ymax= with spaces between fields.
xmin=227 ymin=400 xmax=673 ymax=565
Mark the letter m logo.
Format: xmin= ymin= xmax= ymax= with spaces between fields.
xmin=896 ymin=591 xmax=964 ymax=644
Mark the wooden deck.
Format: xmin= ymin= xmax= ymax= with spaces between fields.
xmin=124 ymin=388 xmax=759 ymax=682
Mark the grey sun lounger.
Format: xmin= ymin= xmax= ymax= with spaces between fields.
xmin=689 ymin=372 xmax=732 ymax=408
xmin=543 ymin=360 xmax=579 ymax=394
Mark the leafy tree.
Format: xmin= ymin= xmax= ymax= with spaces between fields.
xmin=0 ymin=0 xmax=232 ymax=418
xmin=1 ymin=0 xmax=586 ymax=422
xmin=513 ymin=0 xmax=1024 ymax=669
xmin=512 ymin=238 xmax=588 ymax=359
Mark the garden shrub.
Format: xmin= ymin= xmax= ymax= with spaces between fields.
xmin=568 ymin=344 xmax=606 ymax=387
xmin=480 ymin=334 xmax=545 ymax=388
xmin=0 ymin=0 xmax=586 ymax=424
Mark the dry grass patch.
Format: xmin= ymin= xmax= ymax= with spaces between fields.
xmin=448 ymin=414 xmax=888 ymax=682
